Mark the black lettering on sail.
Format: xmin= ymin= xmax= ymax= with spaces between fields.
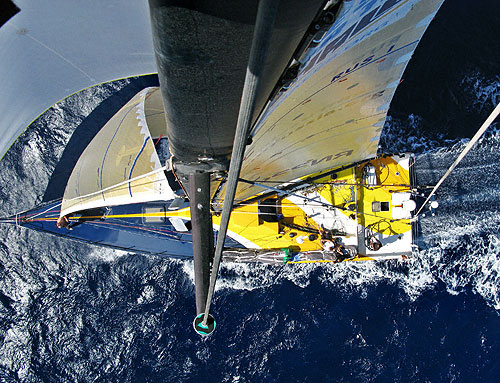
xmin=331 ymin=71 xmax=344 ymax=83
xmin=362 ymin=55 xmax=375 ymax=65
xmin=310 ymin=150 xmax=353 ymax=167
xmin=269 ymin=149 xmax=355 ymax=179
xmin=332 ymin=149 xmax=353 ymax=159
xmin=311 ymin=154 xmax=333 ymax=167
xmin=344 ymin=62 xmax=359 ymax=75
xmin=316 ymin=23 xmax=357 ymax=65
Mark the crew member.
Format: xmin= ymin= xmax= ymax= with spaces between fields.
xmin=56 ymin=215 xmax=72 ymax=230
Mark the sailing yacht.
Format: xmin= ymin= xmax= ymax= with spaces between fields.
xmin=1 ymin=0 xmax=445 ymax=333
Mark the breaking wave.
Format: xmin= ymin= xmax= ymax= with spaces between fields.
xmin=461 ymin=70 xmax=500 ymax=115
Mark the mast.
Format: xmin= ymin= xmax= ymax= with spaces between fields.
xmin=188 ymin=172 xmax=213 ymax=315
xmin=147 ymin=0 xmax=326 ymax=334
xmin=196 ymin=0 xmax=279 ymax=336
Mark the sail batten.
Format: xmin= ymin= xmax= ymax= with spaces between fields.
xmin=60 ymin=88 xmax=175 ymax=217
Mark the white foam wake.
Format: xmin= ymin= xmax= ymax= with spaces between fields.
xmin=181 ymin=128 xmax=500 ymax=311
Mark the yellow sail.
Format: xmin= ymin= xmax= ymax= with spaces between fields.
xmin=60 ymin=88 xmax=175 ymax=217
xmin=144 ymin=88 xmax=167 ymax=139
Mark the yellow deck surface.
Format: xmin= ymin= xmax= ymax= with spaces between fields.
xmin=166 ymin=157 xmax=412 ymax=254
xmin=113 ymin=156 xmax=413 ymax=258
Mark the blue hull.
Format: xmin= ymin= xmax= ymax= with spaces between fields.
xmin=13 ymin=200 xmax=242 ymax=258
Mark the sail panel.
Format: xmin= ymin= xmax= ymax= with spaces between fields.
xmin=144 ymin=87 xmax=167 ymax=139
xmin=230 ymin=0 xmax=444 ymax=202
xmin=0 ymin=0 xmax=156 ymax=161
xmin=60 ymin=88 xmax=175 ymax=217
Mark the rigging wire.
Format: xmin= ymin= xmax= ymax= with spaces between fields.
xmin=416 ymin=101 xmax=500 ymax=216
xmin=23 ymin=202 xmax=62 ymax=221
xmin=237 ymin=179 xmax=334 ymax=207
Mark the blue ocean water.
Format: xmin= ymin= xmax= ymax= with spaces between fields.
xmin=0 ymin=0 xmax=500 ymax=382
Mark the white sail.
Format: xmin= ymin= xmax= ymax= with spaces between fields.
xmin=0 ymin=0 xmax=156 ymax=160
xmin=60 ymin=88 xmax=175 ymax=217
xmin=229 ymin=0 xmax=444 ymax=202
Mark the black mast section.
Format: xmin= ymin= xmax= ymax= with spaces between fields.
xmin=188 ymin=172 xmax=213 ymax=314
xmin=148 ymin=0 xmax=326 ymax=331
xmin=198 ymin=0 xmax=279 ymax=334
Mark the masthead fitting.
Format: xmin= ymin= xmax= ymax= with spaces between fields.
xmin=193 ymin=313 xmax=216 ymax=336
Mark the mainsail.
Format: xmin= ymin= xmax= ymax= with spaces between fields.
xmin=60 ymin=88 xmax=175 ymax=217
xmin=225 ymin=0 xmax=444 ymax=202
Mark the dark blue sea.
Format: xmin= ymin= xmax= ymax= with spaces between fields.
xmin=0 ymin=0 xmax=499 ymax=381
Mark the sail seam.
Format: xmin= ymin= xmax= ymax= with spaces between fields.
xmin=253 ymin=39 xmax=420 ymax=142
xmin=99 ymin=104 xmax=137 ymax=200
xmin=128 ymin=136 xmax=151 ymax=197
xmin=62 ymin=166 xmax=168 ymax=206
xmin=7 ymin=23 xmax=97 ymax=83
